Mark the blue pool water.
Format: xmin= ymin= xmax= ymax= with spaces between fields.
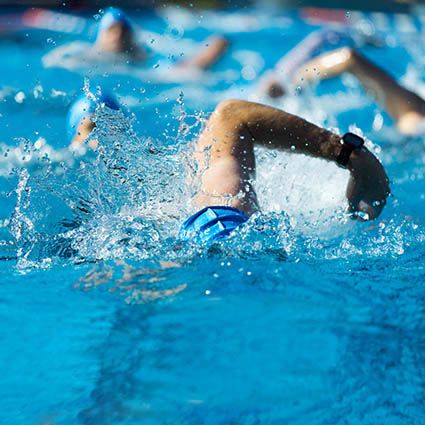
xmin=1 ymin=6 xmax=425 ymax=425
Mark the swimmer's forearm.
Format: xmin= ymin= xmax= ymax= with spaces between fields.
xmin=294 ymin=47 xmax=354 ymax=85
xmin=348 ymin=50 xmax=425 ymax=122
xmin=178 ymin=36 xmax=228 ymax=70
xmin=298 ymin=48 xmax=425 ymax=126
xmin=239 ymin=101 xmax=389 ymax=218
xmin=209 ymin=100 xmax=342 ymax=162
xmin=248 ymin=104 xmax=342 ymax=160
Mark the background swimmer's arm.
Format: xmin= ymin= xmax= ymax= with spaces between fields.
xmin=295 ymin=47 xmax=425 ymax=134
xmin=195 ymin=99 xmax=389 ymax=219
xmin=260 ymin=29 xmax=340 ymax=99
xmin=42 ymin=42 xmax=87 ymax=68
xmin=71 ymin=119 xmax=97 ymax=149
xmin=177 ymin=35 xmax=228 ymax=70
xmin=293 ymin=47 xmax=354 ymax=84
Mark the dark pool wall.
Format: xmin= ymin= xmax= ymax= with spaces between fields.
xmin=0 ymin=0 xmax=421 ymax=12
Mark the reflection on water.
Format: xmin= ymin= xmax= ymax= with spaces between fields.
xmin=71 ymin=258 xmax=425 ymax=425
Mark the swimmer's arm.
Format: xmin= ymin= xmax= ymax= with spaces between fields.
xmin=199 ymin=99 xmax=342 ymax=160
xmin=176 ymin=35 xmax=228 ymax=70
xmin=197 ymin=99 xmax=389 ymax=219
xmin=42 ymin=42 xmax=86 ymax=68
xmin=293 ymin=47 xmax=354 ymax=84
xmin=295 ymin=47 xmax=425 ymax=134
xmin=260 ymin=30 xmax=339 ymax=99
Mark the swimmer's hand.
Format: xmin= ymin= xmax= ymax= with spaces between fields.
xmin=346 ymin=148 xmax=390 ymax=220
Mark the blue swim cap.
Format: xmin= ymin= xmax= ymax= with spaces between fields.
xmin=67 ymin=92 xmax=120 ymax=142
xmin=97 ymin=7 xmax=131 ymax=38
xmin=180 ymin=206 xmax=248 ymax=243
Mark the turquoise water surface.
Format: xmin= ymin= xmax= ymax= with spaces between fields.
xmin=0 ymin=6 xmax=425 ymax=425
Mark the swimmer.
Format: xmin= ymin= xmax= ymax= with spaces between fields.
xmin=43 ymin=7 xmax=228 ymax=71
xmin=291 ymin=47 xmax=425 ymax=136
xmin=181 ymin=99 xmax=390 ymax=242
xmin=67 ymin=92 xmax=120 ymax=148
xmin=258 ymin=29 xmax=353 ymax=99
xmin=93 ymin=7 xmax=145 ymax=60
xmin=42 ymin=7 xmax=143 ymax=68
xmin=265 ymin=44 xmax=425 ymax=136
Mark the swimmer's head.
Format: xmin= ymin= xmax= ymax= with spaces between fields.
xmin=266 ymin=80 xmax=286 ymax=99
xmin=67 ymin=92 xmax=120 ymax=145
xmin=96 ymin=7 xmax=134 ymax=53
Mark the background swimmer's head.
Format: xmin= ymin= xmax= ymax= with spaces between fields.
xmin=67 ymin=92 xmax=120 ymax=146
xmin=96 ymin=7 xmax=134 ymax=54
xmin=265 ymin=80 xmax=286 ymax=99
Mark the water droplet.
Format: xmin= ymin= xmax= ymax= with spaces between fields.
xmin=241 ymin=66 xmax=256 ymax=81
xmin=15 ymin=92 xmax=26 ymax=104
xmin=170 ymin=27 xmax=180 ymax=38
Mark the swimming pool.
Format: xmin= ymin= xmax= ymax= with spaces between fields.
xmin=1 ymin=6 xmax=425 ymax=424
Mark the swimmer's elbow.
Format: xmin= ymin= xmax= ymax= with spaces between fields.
xmin=342 ymin=47 xmax=362 ymax=71
xmin=396 ymin=111 xmax=425 ymax=135
xmin=213 ymin=99 xmax=250 ymax=121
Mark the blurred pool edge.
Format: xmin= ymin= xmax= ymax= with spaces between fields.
xmin=0 ymin=0 xmax=420 ymax=13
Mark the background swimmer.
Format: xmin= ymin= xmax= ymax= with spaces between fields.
xmin=93 ymin=7 xmax=146 ymax=61
xmin=291 ymin=47 xmax=425 ymax=136
xmin=67 ymin=92 xmax=120 ymax=148
xmin=183 ymin=99 xmax=390 ymax=242
xmin=43 ymin=7 xmax=229 ymax=72
xmin=262 ymin=39 xmax=425 ymax=136
xmin=257 ymin=29 xmax=352 ymax=99
xmin=42 ymin=7 xmax=143 ymax=69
